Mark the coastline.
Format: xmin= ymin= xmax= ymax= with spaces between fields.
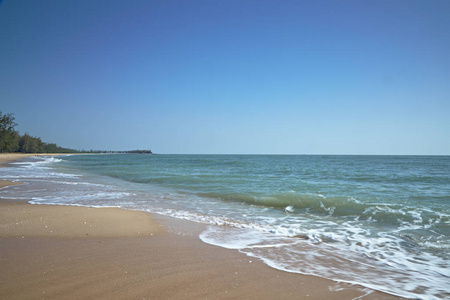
xmin=0 ymin=155 xmax=401 ymax=299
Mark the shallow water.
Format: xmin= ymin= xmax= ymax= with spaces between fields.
xmin=1 ymin=154 xmax=449 ymax=299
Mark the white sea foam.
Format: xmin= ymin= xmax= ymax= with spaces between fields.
xmin=284 ymin=205 xmax=294 ymax=213
xmin=189 ymin=199 xmax=450 ymax=299
xmin=200 ymin=225 xmax=449 ymax=299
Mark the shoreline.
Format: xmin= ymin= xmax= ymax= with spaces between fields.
xmin=0 ymin=153 xmax=72 ymax=168
xmin=0 ymin=155 xmax=401 ymax=299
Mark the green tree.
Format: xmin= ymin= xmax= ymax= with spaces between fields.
xmin=44 ymin=143 xmax=58 ymax=153
xmin=18 ymin=133 xmax=44 ymax=153
xmin=1 ymin=110 xmax=89 ymax=154
xmin=0 ymin=110 xmax=20 ymax=152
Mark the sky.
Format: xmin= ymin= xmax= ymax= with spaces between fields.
xmin=1 ymin=0 xmax=449 ymax=154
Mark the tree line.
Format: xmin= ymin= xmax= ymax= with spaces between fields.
xmin=0 ymin=110 xmax=153 ymax=154
xmin=0 ymin=110 xmax=80 ymax=153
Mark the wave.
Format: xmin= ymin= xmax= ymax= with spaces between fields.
xmin=197 ymin=191 xmax=449 ymax=229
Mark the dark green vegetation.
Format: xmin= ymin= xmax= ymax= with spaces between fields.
xmin=0 ymin=111 xmax=152 ymax=154
xmin=0 ymin=110 xmax=80 ymax=153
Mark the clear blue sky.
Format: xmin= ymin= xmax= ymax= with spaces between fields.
xmin=1 ymin=0 xmax=449 ymax=154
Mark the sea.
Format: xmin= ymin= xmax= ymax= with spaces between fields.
xmin=0 ymin=154 xmax=449 ymax=299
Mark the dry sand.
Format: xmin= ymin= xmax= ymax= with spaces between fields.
xmin=0 ymin=156 xmax=401 ymax=299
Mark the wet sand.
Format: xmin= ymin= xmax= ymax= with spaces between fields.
xmin=0 ymin=156 xmax=401 ymax=299
xmin=0 ymin=153 xmax=35 ymax=167
xmin=0 ymin=153 xmax=70 ymax=167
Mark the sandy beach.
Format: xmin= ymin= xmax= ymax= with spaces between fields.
xmin=0 ymin=154 xmax=400 ymax=299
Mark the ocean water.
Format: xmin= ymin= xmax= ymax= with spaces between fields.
xmin=1 ymin=154 xmax=449 ymax=299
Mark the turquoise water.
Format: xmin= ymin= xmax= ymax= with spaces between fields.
xmin=1 ymin=154 xmax=449 ymax=299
